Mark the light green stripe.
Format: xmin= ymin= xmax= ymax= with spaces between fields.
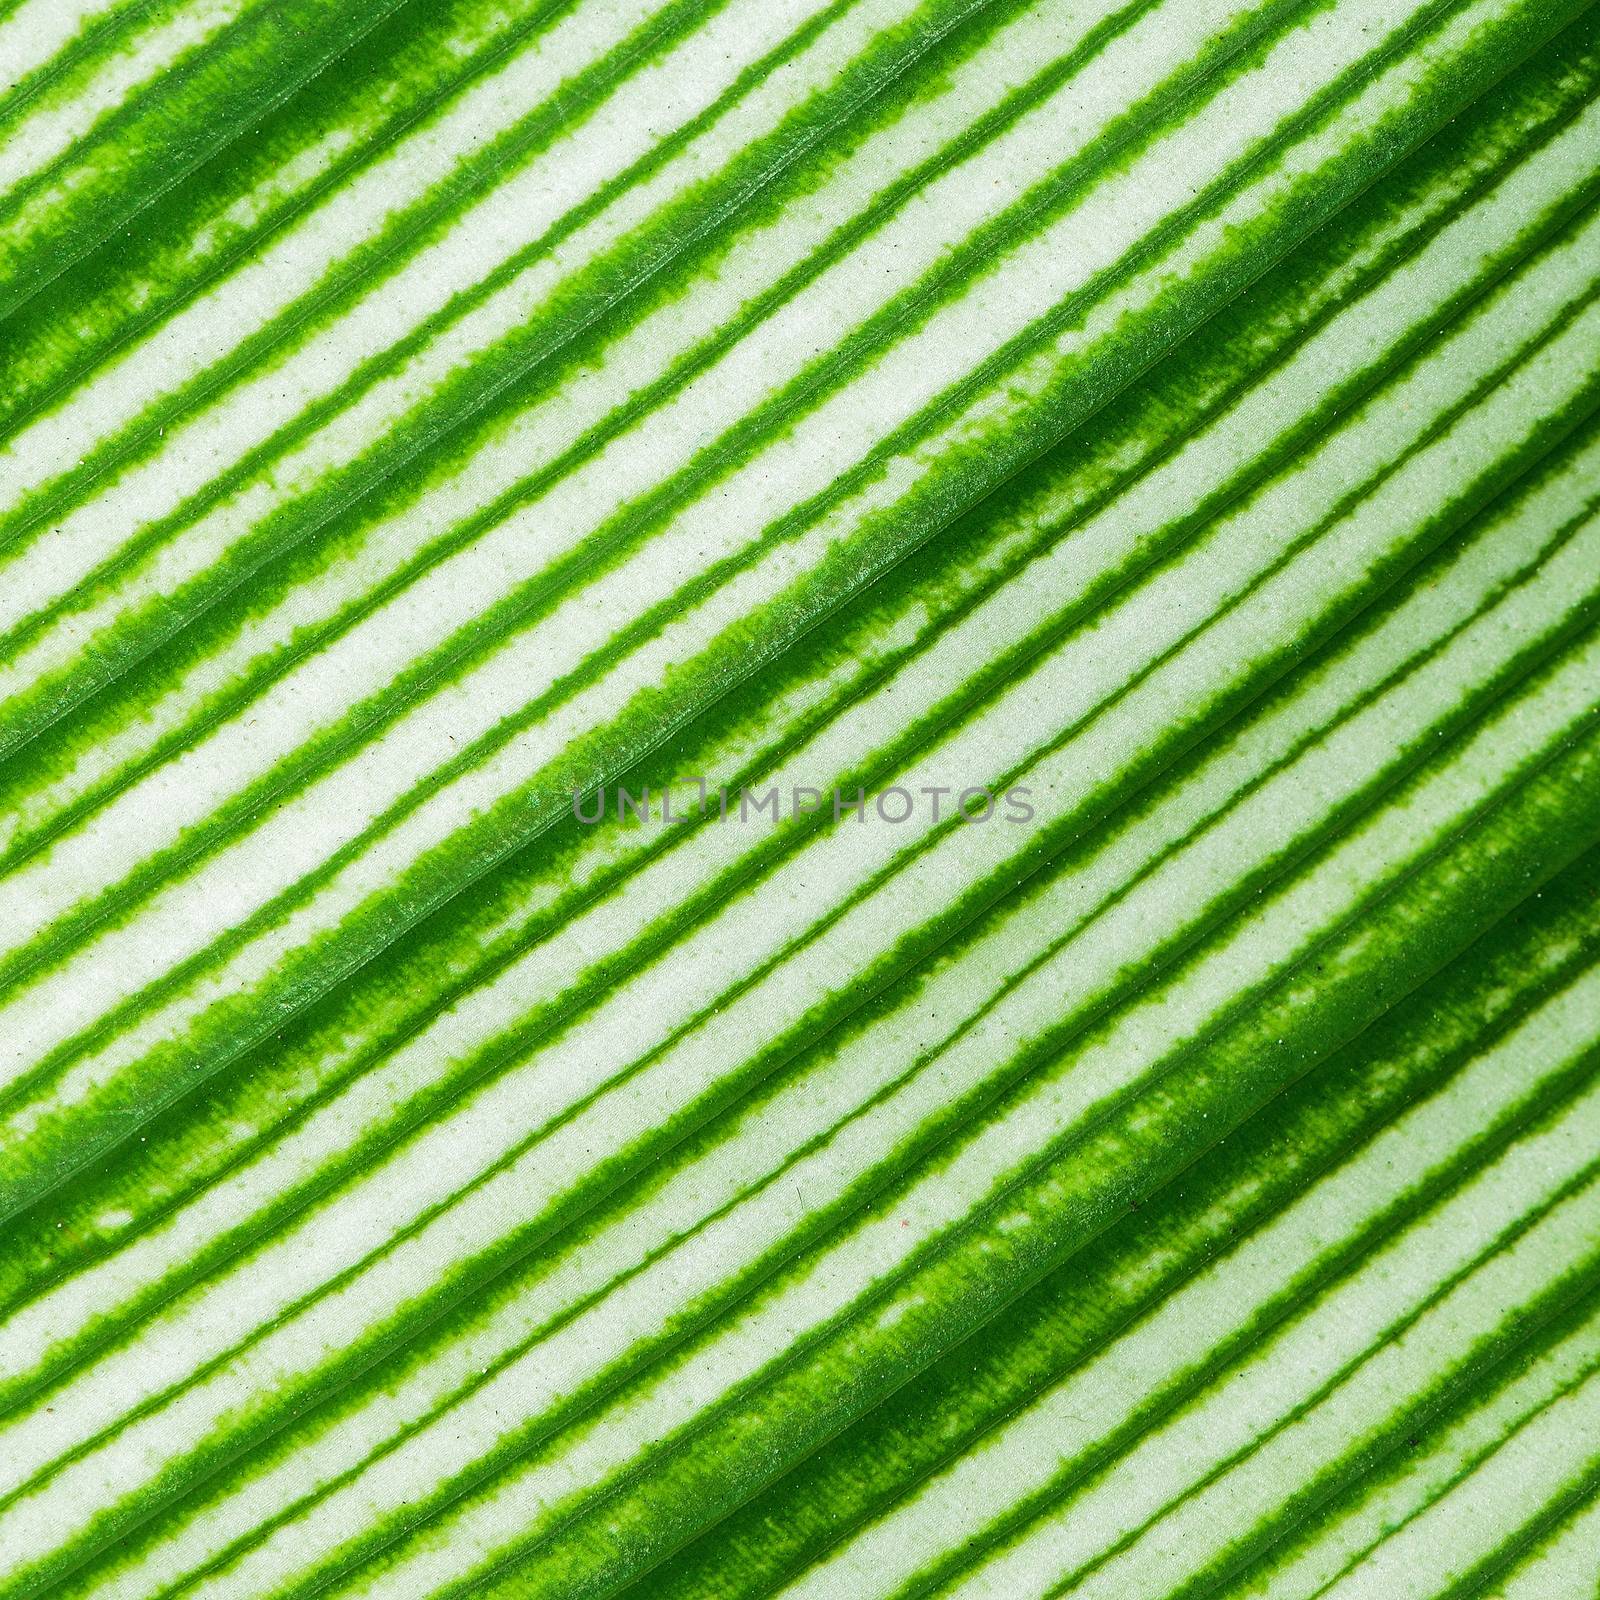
xmin=1480 ymin=1479 xmax=1600 ymax=1598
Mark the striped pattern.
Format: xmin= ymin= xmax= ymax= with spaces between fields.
xmin=0 ymin=0 xmax=1597 ymax=1595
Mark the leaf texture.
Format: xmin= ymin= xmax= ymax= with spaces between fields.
xmin=0 ymin=1 xmax=1596 ymax=1597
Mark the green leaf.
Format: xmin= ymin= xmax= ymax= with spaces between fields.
xmin=0 ymin=2 xmax=1594 ymax=1598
